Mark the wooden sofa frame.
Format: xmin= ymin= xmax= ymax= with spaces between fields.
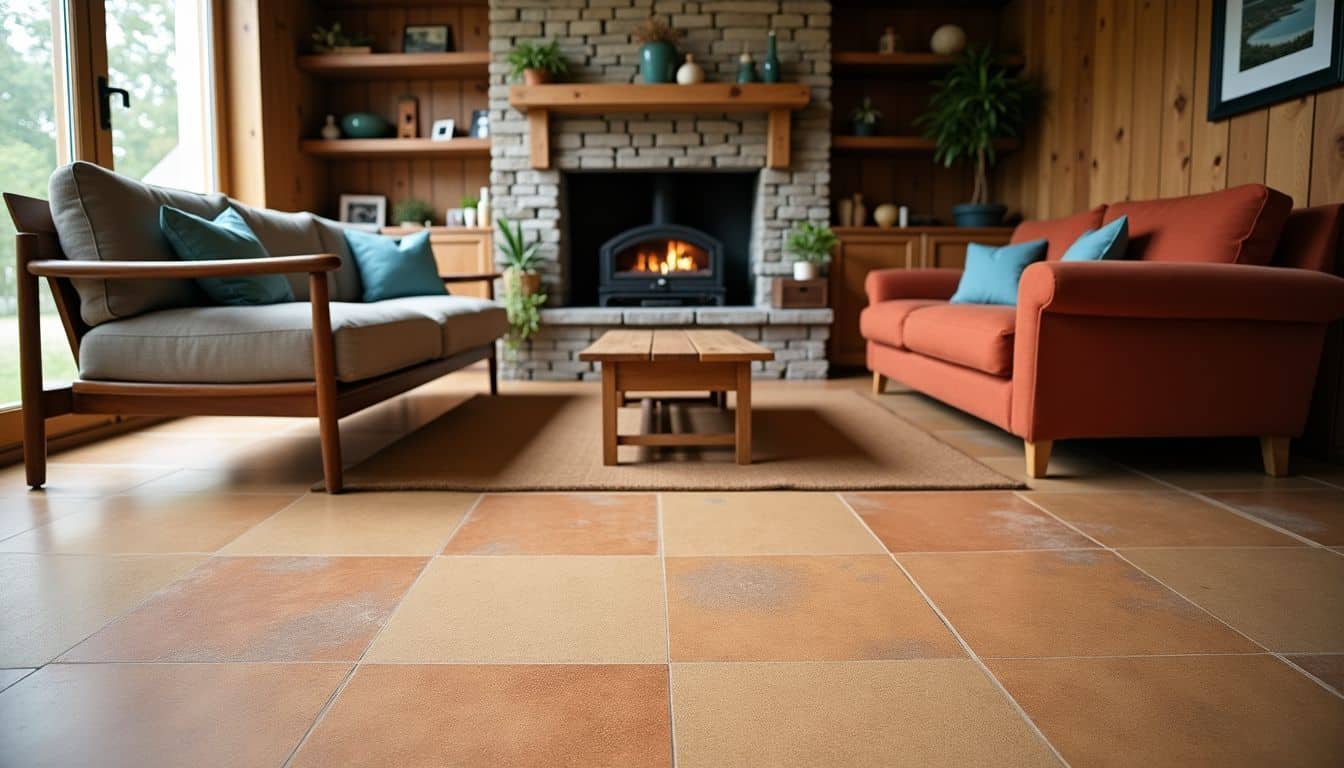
xmin=6 ymin=192 xmax=502 ymax=493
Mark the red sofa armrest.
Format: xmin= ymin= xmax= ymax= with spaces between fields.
xmin=864 ymin=268 xmax=962 ymax=304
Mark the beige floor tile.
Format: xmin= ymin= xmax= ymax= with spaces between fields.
xmin=0 ymin=662 xmax=348 ymax=768
xmin=63 ymin=556 xmax=425 ymax=662
xmin=1148 ymin=468 xmax=1328 ymax=492
xmin=0 ymin=553 xmax=204 ymax=667
xmin=125 ymin=467 xmax=317 ymax=495
xmin=1027 ymin=491 xmax=1298 ymax=547
xmin=933 ymin=429 xmax=1026 ymax=459
xmin=0 ymin=496 xmax=91 ymax=541
xmin=661 ymin=492 xmax=883 ymax=555
xmin=0 ymin=464 xmax=177 ymax=497
xmin=0 ymin=494 xmax=296 ymax=554
xmin=847 ymin=491 xmax=1095 ymax=552
xmin=0 ymin=669 xmax=33 ymax=693
xmin=983 ymin=456 xmax=1167 ymax=493
xmin=366 ymin=555 xmax=667 ymax=662
xmin=291 ymin=664 xmax=671 ymax=767
xmin=665 ymin=555 xmax=962 ymax=661
xmin=1205 ymin=489 xmax=1344 ymax=545
xmin=671 ymin=660 xmax=1056 ymax=768
xmin=1121 ymin=547 xmax=1344 ymax=653
xmin=222 ymin=492 xmax=475 ymax=555
xmin=1287 ymin=654 xmax=1344 ymax=695
xmin=988 ymin=655 xmax=1344 ymax=767
xmin=444 ymin=493 xmax=657 ymax=555
xmin=49 ymin=433 xmax=275 ymax=468
xmin=900 ymin=550 xmax=1258 ymax=658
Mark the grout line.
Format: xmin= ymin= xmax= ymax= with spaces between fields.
xmin=834 ymin=493 xmax=1072 ymax=768
xmin=1272 ymin=654 xmax=1344 ymax=702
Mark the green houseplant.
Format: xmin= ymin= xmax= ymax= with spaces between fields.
xmin=633 ymin=13 xmax=683 ymax=83
xmin=496 ymin=217 xmax=543 ymax=296
xmin=392 ymin=197 xmax=434 ymax=227
xmin=849 ymin=97 xmax=882 ymax=137
xmin=784 ymin=222 xmax=838 ymax=281
xmin=507 ymin=40 xmax=569 ymax=85
xmin=914 ymin=46 xmax=1037 ymax=227
xmin=460 ymin=195 xmax=480 ymax=227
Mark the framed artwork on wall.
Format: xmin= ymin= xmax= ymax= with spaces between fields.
xmin=430 ymin=118 xmax=456 ymax=141
xmin=339 ymin=194 xmax=386 ymax=230
xmin=403 ymin=25 xmax=454 ymax=53
xmin=1209 ymin=0 xmax=1344 ymax=120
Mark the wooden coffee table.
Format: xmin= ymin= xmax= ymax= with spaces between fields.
xmin=578 ymin=329 xmax=774 ymax=465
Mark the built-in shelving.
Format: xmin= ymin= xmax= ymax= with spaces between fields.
xmin=299 ymin=138 xmax=491 ymax=159
xmin=831 ymin=136 xmax=1020 ymax=153
xmin=296 ymin=52 xmax=491 ymax=80
xmin=832 ymin=51 xmax=1024 ymax=74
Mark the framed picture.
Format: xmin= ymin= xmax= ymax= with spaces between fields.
xmin=403 ymin=24 xmax=454 ymax=53
xmin=1209 ymin=0 xmax=1344 ymax=120
xmin=468 ymin=109 xmax=490 ymax=138
xmin=339 ymin=194 xmax=386 ymax=227
xmin=430 ymin=118 xmax=456 ymax=141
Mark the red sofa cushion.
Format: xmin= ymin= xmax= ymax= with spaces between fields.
xmin=1272 ymin=205 xmax=1342 ymax=273
xmin=1103 ymin=184 xmax=1292 ymax=265
xmin=859 ymin=299 xmax=945 ymax=348
xmin=1011 ymin=205 xmax=1106 ymax=261
xmin=903 ymin=304 xmax=1017 ymax=377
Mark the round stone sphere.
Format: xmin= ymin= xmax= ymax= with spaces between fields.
xmin=930 ymin=25 xmax=967 ymax=55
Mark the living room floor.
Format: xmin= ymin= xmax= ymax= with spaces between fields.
xmin=0 ymin=370 xmax=1341 ymax=767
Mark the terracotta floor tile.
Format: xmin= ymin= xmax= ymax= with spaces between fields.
xmin=671 ymin=660 xmax=1056 ymax=768
xmin=62 ymin=556 xmax=425 ymax=662
xmin=222 ymin=492 xmax=475 ymax=555
xmin=988 ymin=655 xmax=1344 ymax=767
xmin=1205 ymin=489 xmax=1344 ymax=545
xmin=661 ymin=492 xmax=883 ymax=555
xmin=291 ymin=664 xmax=671 ymax=767
xmin=443 ymin=493 xmax=657 ymax=555
xmin=0 ymin=669 xmax=33 ymax=693
xmin=0 ymin=494 xmax=296 ymax=554
xmin=1121 ymin=547 xmax=1344 ymax=653
xmin=0 ymin=553 xmax=204 ymax=667
xmin=1027 ymin=491 xmax=1298 ymax=547
xmin=900 ymin=550 xmax=1258 ymax=657
xmin=665 ymin=555 xmax=961 ymax=661
xmin=1147 ymin=468 xmax=1327 ymax=491
xmin=366 ymin=556 xmax=666 ymax=662
xmin=983 ymin=456 xmax=1167 ymax=493
xmin=846 ymin=491 xmax=1095 ymax=552
xmin=0 ymin=662 xmax=348 ymax=768
xmin=0 ymin=464 xmax=176 ymax=497
xmin=1287 ymin=654 xmax=1344 ymax=695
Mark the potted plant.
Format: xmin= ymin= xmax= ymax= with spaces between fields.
xmin=506 ymin=40 xmax=569 ymax=85
xmin=496 ymin=217 xmax=543 ymax=296
xmin=392 ymin=198 xmax=434 ymax=227
xmin=784 ymin=221 xmax=838 ymax=281
xmin=311 ymin=23 xmax=372 ymax=54
xmin=503 ymin=272 xmax=548 ymax=354
xmin=915 ymin=46 xmax=1037 ymax=227
xmin=460 ymin=195 xmax=479 ymax=227
xmin=633 ymin=13 xmax=683 ymax=84
xmin=850 ymin=97 xmax=881 ymax=136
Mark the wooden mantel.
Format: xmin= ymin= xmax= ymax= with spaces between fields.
xmin=507 ymin=83 xmax=812 ymax=170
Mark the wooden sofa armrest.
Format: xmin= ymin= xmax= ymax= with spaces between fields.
xmin=26 ymin=253 xmax=343 ymax=279
xmin=441 ymin=272 xmax=504 ymax=299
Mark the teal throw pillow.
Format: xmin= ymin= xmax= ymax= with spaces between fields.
xmin=1061 ymin=215 xmax=1129 ymax=262
xmin=159 ymin=205 xmax=294 ymax=306
xmin=949 ymin=239 xmax=1048 ymax=306
xmin=343 ymin=228 xmax=446 ymax=302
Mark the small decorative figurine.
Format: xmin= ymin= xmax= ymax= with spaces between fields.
xmin=396 ymin=96 xmax=419 ymax=139
xmin=736 ymin=46 xmax=758 ymax=83
xmin=320 ymin=114 xmax=341 ymax=140
xmin=761 ymin=30 xmax=780 ymax=83
xmin=879 ymin=27 xmax=902 ymax=54
xmin=676 ymin=54 xmax=705 ymax=85
xmin=852 ymin=193 xmax=867 ymax=228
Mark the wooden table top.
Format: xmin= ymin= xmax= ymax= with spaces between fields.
xmin=578 ymin=329 xmax=775 ymax=363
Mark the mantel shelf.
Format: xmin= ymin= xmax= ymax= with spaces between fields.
xmin=832 ymin=135 xmax=1021 ymax=153
xmin=296 ymin=52 xmax=490 ymax=80
xmin=507 ymin=83 xmax=812 ymax=170
xmin=299 ymin=137 xmax=491 ymax=159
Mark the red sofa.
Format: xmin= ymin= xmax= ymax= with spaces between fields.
xmin=860 ymin=184 xmax=1344 ymax=478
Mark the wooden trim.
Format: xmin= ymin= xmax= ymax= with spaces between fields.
xmin=527 ymin=109 xmax=550 ymax=170
xmin=619 ymin=433 xmax=737 ymax=448
xmin=615 ymin=361 xmax=739 ymax=392
xmin=299 ymin=138 xmax=491 ymax=159
xmin=0 ymin=415 xmax=170 ymax=470
xmin=64 ymin=0 xmax=113 ymax=165
xmin=28 ymin=254 xmax=341 ymax=279
xmin=296 ymin=51 xmax=490 ymax=80
xmin=1025 ymin=439 xmax=1053 ymax=479
xmin=440 ymin=272 xmax=503 ymax=284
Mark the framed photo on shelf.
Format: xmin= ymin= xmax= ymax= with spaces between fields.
xmin=339 ymin=194 xmax=386 ymax=229
xmin=403 ymin=24 xmax=454 ymax=53
xmin=467 ymin=109 xmax=489 ymax=138
xmin=1208 ymin=0 xmax=1343 ymax=120
xmin=430 ymin=118 xmax=456 ymax=141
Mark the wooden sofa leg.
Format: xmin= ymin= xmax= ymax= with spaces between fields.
xmin=872 ymin=371 xmax=887 ymax=395
xmin=1025 ymin=439 xmax=1052 ymax=479
xmin=488 ymin=347 xmax=499 ymax=396
xmin=17 ymin=240 xmax=46 ymax=489
xmin=1260 ymin=436 xmax=1290 ymax=477
xmin=309 ymin=274 xmax=344 ymax=493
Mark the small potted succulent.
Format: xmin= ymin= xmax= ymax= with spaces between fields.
xmin=784 ymin=221 xmax=838 ymax=281
xmin=507 ymin=40 xmax=569 ymax=85
xmin=311 ymin=23 xmax=372 ymax=54
xmin=460 ymin=195 xmax=479 ymax=227
xmin=392 ymin=197 xmax=434 ymax=227
xmin=633 ymin=13 xmax=683 ymax=83
xmin=850 ymin=97 xmax=882 ymax=136
xmin=497 ymin=217 xmax=543 ymax=296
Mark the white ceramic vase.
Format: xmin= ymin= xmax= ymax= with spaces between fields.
xmin=793 ymin=261 xmax=817 ymax=281
xmin=676 ymin=54 xmax=705 ymax=85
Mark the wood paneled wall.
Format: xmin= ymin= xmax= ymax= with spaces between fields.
xmin=996 ymin=0 xmax=1344 ymax=220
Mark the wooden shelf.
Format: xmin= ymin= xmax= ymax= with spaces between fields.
xmin=381 ymin=225 xmax=492 ymax=235
xmin=296 ymin=52 xmax=490 ymax=80
xmin=299 ymin=138 xmax=491 ymax=159
xmin=832 ymin=52 xmax=1024 ymax=74
xmin=833 ymin=226 xmax=1013 ymax=236
xmin=508 ymin=83 xmax=811 ymax=170
xmin=832 ymin=135 xmax=1020 ymax=153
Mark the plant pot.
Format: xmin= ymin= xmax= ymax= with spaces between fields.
xmin=793 ymin=261 xmax=818 ymax=281
xmin=463 ymin=208 xmax=478 ymax=228
xmin=640 ymin=42 xmax=677 ymax=84
xmin=506 ymin=268 xmax=542 ymax=296
xmin=852 ymin=121 xmax=876 ymax=137
xmin=951 ymin=203 xmax=1007 ymax=228
xmin=522 ymin=68 xmax=552 ymax=86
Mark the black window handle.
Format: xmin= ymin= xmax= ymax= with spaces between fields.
xmin=97 ymin=76 xmax=130 ymax=130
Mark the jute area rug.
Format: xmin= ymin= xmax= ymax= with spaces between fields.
xmin=333 ymin=388 xmax=1022 ymax=492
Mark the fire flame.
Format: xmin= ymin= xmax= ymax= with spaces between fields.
xmin=632 ymin=240 xmax=703 ymax=274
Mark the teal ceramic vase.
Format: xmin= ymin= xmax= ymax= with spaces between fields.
xmin=340 ymin=112 xmax=390 ymax=139
xmin=762 ymin=31 xmax=780 ymax=83
xmin=640 ymin=42 xmax=677 ymax=83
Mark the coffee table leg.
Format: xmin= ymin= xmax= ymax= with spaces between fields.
xmin=602 ymin=363 xmax=618 ymax=466
xmin=735 ymin=362 xmax=752 ymax=465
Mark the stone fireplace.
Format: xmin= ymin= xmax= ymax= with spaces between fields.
xmin=489 ymin=0 xmax=833 ymax=379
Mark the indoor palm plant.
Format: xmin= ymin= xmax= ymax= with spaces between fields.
xmin=915 ymin=46 xmax=1037 ymax=227
xmin=496 ymin=218 xmax=547 ymax=353
xmin=507 ymin=40 xmax=569 ymax=85
xmin=784 ymin=222 xmax=838 ymax=281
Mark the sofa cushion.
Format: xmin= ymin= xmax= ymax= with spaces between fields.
xmin=859 ymin=299 xmax=946 ymax=348
xmin=950 ymin=240 xmax=1047 ymax=306
xmin=1061 ymin=215 xmax=1129 ymax=262
xmin=377 ymin=295 xmax=509 ymax=356
xmin=1271 ymin=205 xmax=1342 ymax=273
xmin=48 ymin=161 xmax=223 ymax=325
xmin=1011 ymin=205 xmax=1106 ymax=261
xmin=903 ymin=303 xmax=1017 ymax=377
xmin=1103 ymin=184 xmax=1293 ymax=265
xmin=344 ymin=229 xmax=447 ymax=302
xmin=78 ymin=302 xmax=443 ymax=384
xmin=159 ymin=205 xmax=295 ymax=306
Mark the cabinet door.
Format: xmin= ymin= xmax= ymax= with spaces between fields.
xmin=430 ymin=231 xmax=493 ymax=299
xmin=923 ymin=230 xmax=1013 ymax=269
xmin=830 ymin=235 xmax=920 ymax=367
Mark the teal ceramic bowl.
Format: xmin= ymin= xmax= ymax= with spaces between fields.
xmin=339 ymin=112 xmax=390 ymax=139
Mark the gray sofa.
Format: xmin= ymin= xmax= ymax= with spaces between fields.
xmin=6 ymin=161 xmax=507 ymax=492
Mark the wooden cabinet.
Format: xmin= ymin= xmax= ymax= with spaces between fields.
xmin=828 ymin=227 xmax=1013 ymax=367
xmin=382 ymin=226 xmax=494 ymax=299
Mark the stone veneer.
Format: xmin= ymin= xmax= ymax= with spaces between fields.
xmin=488 ymin=0 xmax=833 ymax=379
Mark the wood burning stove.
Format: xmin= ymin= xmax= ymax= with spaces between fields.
xmin=598 ymin=176 xmax=726 ymax=306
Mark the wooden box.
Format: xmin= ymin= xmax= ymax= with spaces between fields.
xmin=771 ymin=278 xmax=829 ymax=308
